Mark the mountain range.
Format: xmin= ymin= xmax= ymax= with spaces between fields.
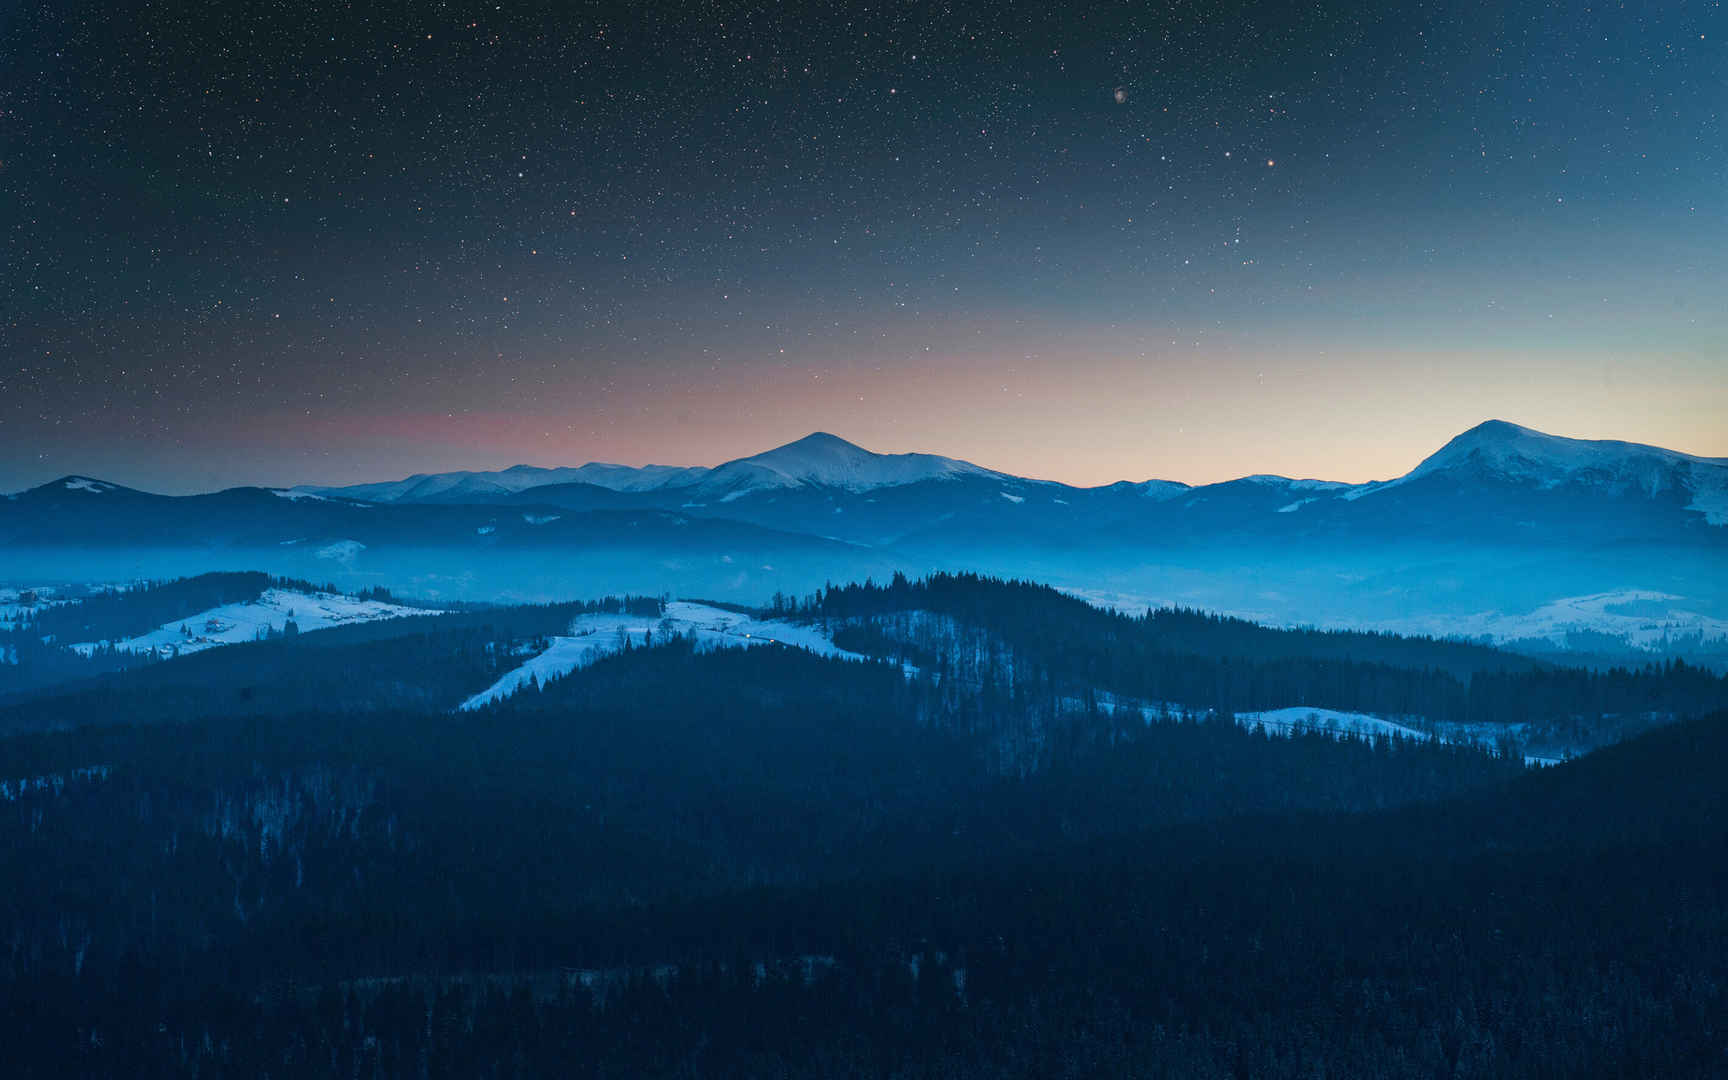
xmin=283 ymin=419 xmax=1728 ymax=541
xmin=4 ymin=421 xmax=1725 ymax=663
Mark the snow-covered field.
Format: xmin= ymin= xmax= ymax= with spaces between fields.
xmin=1235 ymin=705 xmax=1430 ymax=742
xmin=1365 ymin=591 xmax=1728 ymax=652
xmin=70 ymin=588 xmax=433 ymax=658
xmin=1087 ymin=694 xmax=1558 ymax=765
xmin=459 ymin=601 xmax=869 ymax=710
xmin=1062 ymin=586 xmax=1728 ymax=659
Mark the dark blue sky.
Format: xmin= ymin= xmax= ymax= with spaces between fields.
xmin=3 ymin=0 xmax=1723 ymax=492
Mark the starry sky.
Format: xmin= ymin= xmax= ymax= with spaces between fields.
xmin=3 ymin=0 xmax=1724 ymax=494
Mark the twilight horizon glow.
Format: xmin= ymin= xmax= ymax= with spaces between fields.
xmin=3 ymin=1 xmax=1723 ymax=494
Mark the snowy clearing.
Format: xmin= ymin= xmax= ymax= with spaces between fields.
xmin=1236 ymin=706 xmax=1430 ymax=741
xmin=70 ymin=588 xmax=434 ymax=659
xmin=458 ymin=601 xmax=870 ymax=710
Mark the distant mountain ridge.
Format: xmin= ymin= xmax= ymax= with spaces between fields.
xmin=6 ymin=421 xmax=1725 ymax=560
xmin=268 ymin=420 xmax=1727 ymax=526
xmin=289 ymin=462 xmax=708 ymax=503
xmin=4 ymin=421 xmax=1723 ymax=668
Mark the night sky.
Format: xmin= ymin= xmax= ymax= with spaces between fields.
xmin=3 ymin=0 xmax=1723 ymax=494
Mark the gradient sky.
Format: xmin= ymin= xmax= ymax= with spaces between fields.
xmin=2 ymin=0 xmax=1724 ymax=494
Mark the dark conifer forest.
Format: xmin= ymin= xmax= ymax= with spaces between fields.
xmin=0 ymin=572 xmax=1723 ymax=1074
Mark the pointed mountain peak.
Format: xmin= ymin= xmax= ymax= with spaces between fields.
xmin=746 ymin=432 xmax=877 ymax=468
xmin=781 ymin=431 xmax=866 ymax=452
xmin=1352 ymin=421 xmax=1728 ymax=515
xmin=700 ymin=433 xmax=1000 ymax=495
xmin=1436 ymin=419 xmax=1549 ymax=452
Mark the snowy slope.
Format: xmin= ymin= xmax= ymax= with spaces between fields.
xmin=70 ymin=588 xmax=434 ymax=658
xmin=458 ymin=600 xmax=869 ymax=710
xmin=1364 ymin=590 xmax=1728 ymax=651
xmin=691 ymin=433 xmax=1003 ymax=497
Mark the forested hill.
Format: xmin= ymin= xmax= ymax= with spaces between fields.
xmin=793 ymin=572 xmax=1728 ymax=745
xmin=803 ymin=571 xmax=1540 ymax=677
xmin=2 ymin=572 xmax=401 ymax=698
xmin=0 ymin=596 xmax=666 ymax=732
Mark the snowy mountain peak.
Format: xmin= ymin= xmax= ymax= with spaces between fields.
xmin=1409 ymin=420 xmax=1724 ymax=485
xmin=1331 ymin=420 xmax=1728 ymax=522
xmin=697 ymin=433 xmax=1001 ymax=496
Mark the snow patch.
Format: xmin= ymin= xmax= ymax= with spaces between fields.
xmin=315 ymin=539 xmax=366 ymax=561
xmin=63 ymin=477 xmax=113 ymax=493
xmin=999 ymin=491 xmax=1025 ymax=504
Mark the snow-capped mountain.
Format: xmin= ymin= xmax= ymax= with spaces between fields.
xmin=11 ymin=423 xmax=1725 ymax=541
xmin=689 ymin=432 xmax=1004 ymax=498
xmin=267 ymin=423 xmax=1728 ymax=531
xmin=294 ymin=433 xmax=1008 ymax=506
xmin=1342 ymin=420 xmax=1728 ymax=523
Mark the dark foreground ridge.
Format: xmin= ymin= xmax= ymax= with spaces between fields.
xmin=0 ymin=573 xmax=1724 ymax=1075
